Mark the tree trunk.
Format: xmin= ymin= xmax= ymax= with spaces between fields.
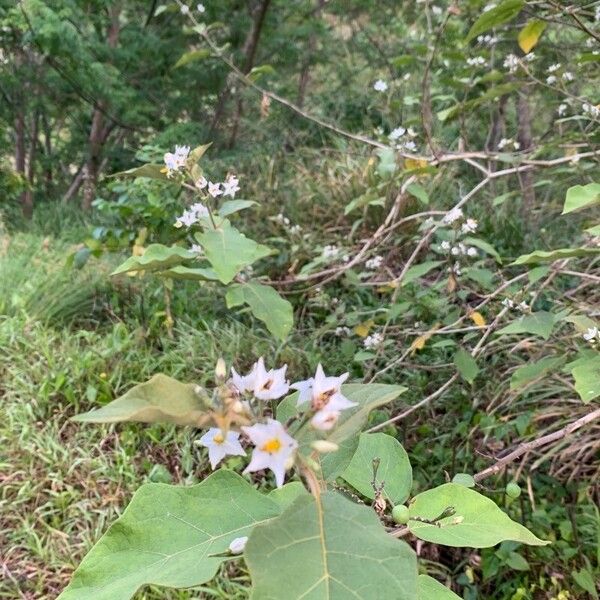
xmin=23 ymin=110 xmax=39 ymax=217
xmin=516 ymin=88 xmax=535 ymax=212
xmin=297 ymin=0 xmax=326 ymax=109
xmin=81 ymin=3 xmax=121 ymax=210
xmin=212 ymin=0 xmax=271 ymax=141
xmin=15 ymin=109 xmax=31 ymax=218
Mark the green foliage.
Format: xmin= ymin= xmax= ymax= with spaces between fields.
xmin=466 ymin=0 xmax=525 ymax=41
xmin=454 ymin=348 xmax=479 ymax=384
xmin=418 ymin=575 xmax=461 ymax=600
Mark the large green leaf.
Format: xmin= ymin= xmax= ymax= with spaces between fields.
xmin=342 ymin=432 xmax=412 ymax=504
xmin=112 ymin=244 xmax=194 ymax=276
xmin=466 ymin=0 xmax=524 ymax=42
xmin=173 ymin=49 xmax=211 ymax=69
xmin=512 ymin=247 xmax=600 ymax=265
xmin=408 ymin=483 xmax=549 ymax=547
xmin=195 ymin=220 xmax=272 ymax=284
xmin=562 ymin=183 xmax=600 ymax=214
xmin=571 ymin=354 xmax=600 ymax=403
xmin=278 ymin=384 xmax=407 ymax=480
xmin=226 ymin=281 xmax=293 ymax=340
xmin=163 ymin=265 xmax=221 ymax=281
xmin=246 ymin=491 xmax=417 ymax=600
xmin=496 ymin=311 xmax=557 ymax=340
xmin=58 ymin=471 xmax=283 ymax=600
xmin=418 ymin=575 xmax=461 ymax=600
xmin=218 ymin=199 xmax=257 ymax=217
xmin=510 ymin=356 xmax=565 ymax=390
xmin=73 ymin=374 xmax=209 ymax=425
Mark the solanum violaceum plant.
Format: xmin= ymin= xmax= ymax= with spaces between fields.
xmin=59 ymin=353 xmax=549 ymax=600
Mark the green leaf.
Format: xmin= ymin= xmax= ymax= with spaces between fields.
xmin=72 ymin=374 xmax=209 ymax=425
xmin=454 ymin=348 xmax=479 ymax=384
xmin=571 ymin=355 xmax=600 ymax=403
xmin=277 ymin=384 xmax=407 ymax=480
xmin=58 ymin=471 xmax=283 ymax=600
xmin=402 ymin=261 xmax=443 ymax=286
xmin=218 ymin=199 xmax=257 ymax=217
xmin=163 ymin=265 xmax=220 ymax=281
xmin=342 ymin=433 xmax=412 ymax=504
xmin=510 ymin=356 xmax=565 ymax=390
xmin=187 ymin=142 xmax=212 ymax=167
xmin=451 ymin=473 xmax=475 ymax=488
xmin=111 ymin=244 xmax=194 ymax=276
xmin=518 ymin=20 xmax=546 ymax=53
xmin=505 ymin=551 xmax=530 ymax=571
xmin=225 ymin=281 xmax=293 ymax=340
xmin=109 ymin=163 xmax=170 ymax=181
xmin=463 ymin=236 xmax=501 ymax=262
xmin=195 ymin=220 xmax=272 ymax=284
xmin=376 ymin=147 xmax=397 ymax=177
xmin=496 ymin=311 xmax=557 ymax=340
xmin=246 ymin=492 xmax=417 ymax=600
xmin=267 ymin=482 xmax=309 ymax=510
xmin=572 ymin=568 xmax=599 ymax=599
xmin=512 ymin=247 xmax=600 ymax=265
xmin=418 ymin=574 xmax=461 ymax=600
xmin=173 ymin=48 xmax=211 ymax=68
xmin=563 ymin=183 xmax=600 ymax=214
xmin=408 ymin=483 xmax=549 ymax=547
xmin=466 ymin=0 xmax=525 ymax=42
xmin=407 ymin=183 xmax=429 ymax=205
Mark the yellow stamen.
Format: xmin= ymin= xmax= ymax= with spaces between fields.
xmin=213 ymin=433 xmax=225 ymax=444
xmin=261 ymin=438 xmax=281 ymax=453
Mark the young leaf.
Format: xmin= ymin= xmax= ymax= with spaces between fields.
xmin=246 ymin=492 xmax=417 ymax=600
xmin=225 ymin=281 xmax=293 ymax=340
xmin=408 ymin=483 xmax=549 ymax=547
xmin=454 ymin=348 xmax=479 ymax=384
xmin=418 ymin=574 xmax=461 ymax=599
xmin=496 ymin=311 xmax=557 ymax=340
xmin=195 ymin=220 xmax=272 ymax=284
xmin=518 ymin=20 xmax=546 ymax=53
xmin=402 ymin=261 xmax=443 ymax=286
xmin=342 ymin=432 xmax=412 ymax=504
xmin=562 ymin=183 xmax=600 ymax=214
xmin=72 ymin=374 xmax=208 ymax=426
xmin=58 ymin=471 xmax=284 ymax=600
xmin=173 ymin=48 xmax=211 ymax=69
xmin=407 ymin=182 xmax=430 ymax=205
xmin=111 ymin=244 xmax=194 ymax=276
xmin=571 ymin=355 xmax=600 ymax=403
xmin=512 ymin=247 xmax=600 ymax=265
xmin=466 ymin=0 xmax=525 ymax=42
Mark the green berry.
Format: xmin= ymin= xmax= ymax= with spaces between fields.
xmin=506 ymin=482 xmax=521 ymax=499
xmin=392 ymin=504 xmax=410 ymax=525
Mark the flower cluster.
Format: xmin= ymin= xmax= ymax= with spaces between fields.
xmin=373 ymin=79 xmax=388 ymax=92
xmin=583 ymin=327 xmax=600 ymax=345
xmin=364 ymin=331 xmax=384 ymax=350
xmin=196 ymin=174 xmax=240 ymax=199
xmin=498 ymin=138 xmax=520 ymax=151
xmin=175 ymin=202 xmax=209 ymax=228
xmin=477 ymin=34 xmax=498 ymax=46
xmin=502 ymin=298 xmax=529 ymax=312
xmin=466 ymin=56 xmax=487 ymax=67
xmin=164 ymin=145 xmax=190 ymax=176
xmin=197 ymin=359 xmax=355 ymax=488
xmin=365 ymin=255 xmax=384 ymax=270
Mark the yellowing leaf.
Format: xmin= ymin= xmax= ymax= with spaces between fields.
xmin=354 ymin=319 xmax=375 ymax=338
xmin=410 ymin=324 xmax=439 ymax=354
xmin=404 ymin=157 xmax=429 ymax=171
xmin=518 ymin=20 xmax=546 ymax=54
xmin=470 ymin=311 xmax=486 ymax=327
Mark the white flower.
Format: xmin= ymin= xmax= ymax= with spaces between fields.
xmin=175 ymin=209 xmax=198 ymax=228
xmin=407 ymin=127 xmax=417 ymax=138
xmin=190 ymin=202 xmax=209 ymax=218
xmin=175 ymin=145 xmax=190 ymax=160
xmin=364 ymin=332 xmax=384 ymax=350
xmin=517 ymin=301 xmax=529 ymax=312
xmin=334 ymin=326 xmax=351 ymax=337
xmin=322 ymin=245 xmax=339 ymax=260
xmin=513 ymin=141 xmax=520 ymax=150
xmin=208 ymin=181 xmax=222 ymax=198
xmin=431 ymin=5 xmax=442 ymax=15
xmin=275 ymin=213 xmax=290 ymax=226
xmin=524 ymin=52 xmax=536 ymax=62
xmin=558 ymin=103 xmax=568 ymax=116
xmin=365 ymin=255 xmax=384 ymax=270
xmin=373 ymin=79 xmax=388 ymax=92
xmin=450 ymin=245 xmax=460 ymax=256
xmin=229 ymin=536 xmax=247 ymax=554
xmin=443 ymin=207 xmax=463 ymax=225
xmin=242 ymin=419 xmax=298 ymax=488
xmin=180 ymin=4 xmax=190 ymax=14
xmin=498 ymin=138 xmax=511 ymax=150
xmin=195 ymin=176 xmax=208 ymax=189
xmin=292 ymin=364 xmax=355 ymax=415
xmin=583 ymin=327 xmax=599 ymax=342
xmin=547 ymin=63 xmax=561 ymax=73
xmin=466 ymin=56 xmax=486 ymax=67
xmin=230 ymin=362 xmax=258 ymax=394
xmin=222 ymin=175 xmax=240 ymax=198
xmin=503 ymin=54 xmax=519 ymax=73
xmin=190 ymin=244 xmax=203 ymax=255
xmin=467 ymin=247 xmax=478 ymax=257
xmin=546 ymin=75 xmax=557 ymax=85
xmin=311 ymin=410 xmax=341 ymax=431
xmin=289 ymin=224 xmax=302 ymax=235
xmin=197 ymin=2 xmax=206 ymax=12
xmin=582 ymin=103 xmax=600 ymax=117
xmin=461 ymin=218 xmax=478 ymax=234
xmin=562 ymin=72 xmax=574 ymax=82
xmin=252 ymin=357 xmax=290 ymax=400
xmin=164 ymin=145 xmax=190 ymax=175
xmin=448 ymin=262 xmax=461 ymax=276
xmin=502 ymin=298 xmax=514 ymax=309
xmin=389 ymin=127 xmax=406 ymax=140
xmin=440 ymin=240 xmax=451 ymax=251
xmin=398 ymin=140 xmax=418 ymax=153
xmin=198 ymin=428 xmax=246 ymax=469
xmin=290 ymin=377 xmax=314 ymax=405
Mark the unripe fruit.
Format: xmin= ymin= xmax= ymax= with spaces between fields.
xmin=392 ymin=504 xmax=410 ymax=525
xmin=506 ymin=482 xmax=521 ymax=499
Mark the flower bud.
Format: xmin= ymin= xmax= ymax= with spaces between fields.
xmin=215 ymin=358 xmax=227 ymax=381
xmin=228 ymin=536 xmax=248 ymax=554
xmin=310 ymin=440 xmax=339 ymax=453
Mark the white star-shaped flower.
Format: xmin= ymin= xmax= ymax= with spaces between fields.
xmin=198 ymin=428 xmax=246 ymax=469
xmin=290 ymin=377 xmax=313 ymax=405
xmin=252 ymin=357 xmax=289 ymax=400
xmin=195 ymin=176 xmax=208 ymax=190
xmin=583 ymin=326 xmax=598 ymax=341
xmin=222 ymin=175 xmax=240 ymax=198
xmin=293 ymin=364 xmax=355 ymax=414
xmin=373 ymin=79 xmax=388 ymax=92
xmin=230 ymin=362 xmax=258 ymax=394
xmin=242 ymin=419 xmax=298 ymax=488
xmin=208 ymin=181 xmax=222 ymax=197
xmin=190 ymin=202 xmax=209 ymax=219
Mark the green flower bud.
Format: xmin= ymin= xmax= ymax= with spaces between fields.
xmin=506 ymin=482 xmax=521 ymax=499
xmin=392 ymin=504 xmax=410 ymax=525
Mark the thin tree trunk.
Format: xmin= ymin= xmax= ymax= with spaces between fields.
xmin=42 ymin=111 xmax=53 ymax=196
xmin=15 ymin=109 xmax=31 ymax=218
xmin=81 ymin=3 xmax=121 ymax=210
xmin=297 ymin=0 xmax=326 ymax=109
xmin=516 ymin=88 xmax=535 ymax=212
xmin=23 ymin=110 xmax=39 ymax=217
xmin=211 ymin=0 xmax=271 ymax=141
